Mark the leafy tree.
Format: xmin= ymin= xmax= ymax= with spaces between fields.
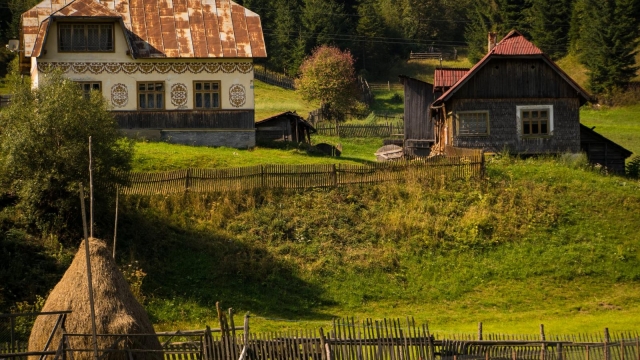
xmin=296 ymin=45 xmax=358 ymax=116
xmin=0 ymin=61 xmax=133 ymax=240
xmin=577 ymin=0 xmax=640 ymax=95
xmin=528 ymin=0 xmax=573 ymax=59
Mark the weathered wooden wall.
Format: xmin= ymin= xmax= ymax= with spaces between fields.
xmin=256 ymin=116 xmax=311 ymax=143
xmin=114 ymin=110 xmax=255 ymax=129
xmin=402 ymin=77 xmax=434 ymax=142
xmin=449 ymin=98 xmax=581 ymax=154
xmin=453 ymin=58 xmax=578 ymax=99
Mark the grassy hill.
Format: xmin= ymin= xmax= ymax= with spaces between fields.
xmin=115 ymin=155 xmax=640 ymax=334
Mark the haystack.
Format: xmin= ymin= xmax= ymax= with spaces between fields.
xmin=28 ymin=238 xmax=162 ymax=360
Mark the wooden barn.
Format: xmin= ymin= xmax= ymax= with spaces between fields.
xmin=399 ymin=76 xmax=434 ymax=157
xmin=255 ymin=111 xmax=316 ymax=144
xmin=580 ymin=125 xmax=632 ymax=174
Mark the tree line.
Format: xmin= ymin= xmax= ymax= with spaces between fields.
xmin=0 ymin=0 xmax=639 ymax=94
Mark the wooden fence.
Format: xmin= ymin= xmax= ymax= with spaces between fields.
xmin=315 ymin=123 xmax=403 ymax=137
xmin=254 ymin=67 xmax=296 ymax=90
xmin=368 ymin=82 xmax=404 ymax=91
xmin=118 ymin=155 xmax=484 ymax=195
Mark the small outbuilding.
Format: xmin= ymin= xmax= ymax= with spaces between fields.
xmin=580 ymin=124 xmax=632 ymax=174
xmin=255 ymin=111 xmax=316 ymax=144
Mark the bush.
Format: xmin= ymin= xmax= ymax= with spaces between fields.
xmin=627 ymin=156 xmax=640 ymax=179
xmin=0 ymin=67 xmax=133 ymax=241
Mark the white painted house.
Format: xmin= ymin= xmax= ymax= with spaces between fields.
xmin=20 ymin=0 xmax=267 ymax=148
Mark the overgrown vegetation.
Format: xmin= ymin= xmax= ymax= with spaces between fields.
xmin=109 ymin=154 xmax=640 ymax=333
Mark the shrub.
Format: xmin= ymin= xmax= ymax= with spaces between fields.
xmin=627 ymin=156 xmax=640 ymax=179
xmin=0 ymin=67 xmax=133 ymax=241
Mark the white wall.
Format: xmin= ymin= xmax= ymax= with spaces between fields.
xmin=36 ymin=21 xmax=255 ymax=112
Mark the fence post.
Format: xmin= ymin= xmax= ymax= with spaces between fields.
xmin=540 ymin=324 xmax=546 ymax=360
xmin=557 ymin=342 xmax=563 ymax=360
xmin=261 ymin=165 xmax=265 ymax=188
xmin=478 ymin=322 xmax=483 ymax=341
xmin=387 ymin=81 xmax=390 ymax=91
xmin=10 ymin=316 xmax=15 ymax=354
xmin=605 ymin=328 xmax=611 ymax=360
xmin=332 ymin=164 xmax=338 ymax=187
xmin=185 ymin=168 xmax=191 ymax=192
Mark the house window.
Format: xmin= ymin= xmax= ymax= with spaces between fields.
xmin=138 ymin=82 xmax=165 ymax=110
xmin=76 ymin=82 xmax=101 ymax=100
xmin=59 ymin=24 xmax=114 ymax=52
xmin=194 ymin=81 xmax=221 ymax=109
xmin=456 ymin=111 xmax=489 ymax=136
xmin=517 ymin=105 xmax=554 ymax=137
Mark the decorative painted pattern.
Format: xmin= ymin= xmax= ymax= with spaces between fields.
xmin=171 ymin=83 xmax=188 ymax=108
xmin=37 ymin=62 xmax=254 ymax=75
xmin=111 ymin=83 xmax=128 ymax=108
xmin=229 ymin=84 xmax=246 ymax=108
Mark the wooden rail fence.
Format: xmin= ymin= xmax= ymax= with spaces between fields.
xmin=368 ymin=82 xmax=404 ymax=91
xmin=118 ymin=155 xmax=484 ymax=195
xmin=315 ymin=123 xmax=404 ymax=137
xmin=254 ymin=67 xmax=295 ymax=90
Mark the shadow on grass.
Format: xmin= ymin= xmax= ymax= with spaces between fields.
xmin=116 ymin=204 xmax=335 ymax=323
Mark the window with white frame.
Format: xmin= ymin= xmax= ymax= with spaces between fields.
xmin=517 ymin=105 xmax=553 ymax=137
xmin=456 ymin=111 xmax=489 ymax=136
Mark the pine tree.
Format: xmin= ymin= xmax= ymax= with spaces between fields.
xmin=356 ymin=0 xmax=390 ymax=76
xmin=578 ymin=0 xmax=640 ymax=95
xmin=301 ymin=0 xmax=350 ymax=53
xmin=494 ymin=0 xmax=531 ymax=35
xmin=528 ymin=0 xmax=573 ymax=59
xmin=465 ymin=0 xmax=496 ymax=63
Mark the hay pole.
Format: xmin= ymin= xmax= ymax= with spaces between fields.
xmin=113 ymin=188 xmax=118 ymax=259
xmin=79 ymin=183 xmax=99 ymax=360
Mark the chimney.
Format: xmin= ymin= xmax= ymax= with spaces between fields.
xmin=488 ymin=32 xmax=497 ymax=52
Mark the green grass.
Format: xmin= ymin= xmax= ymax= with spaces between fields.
xmin=115 ymin=155 xmax=640 ymax=334
xmin=254 ymin=80 xmax=318 ymax=120
xmin=373 ymin=58 xmax=474 ymax=84
xmin=581 ymin=104 xmax=640 ymax=156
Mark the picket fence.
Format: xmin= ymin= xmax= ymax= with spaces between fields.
xmin=315 ymin=123 xmax=403 ymax=137
xmin=118 ymin=154 xmax=484 ymax=195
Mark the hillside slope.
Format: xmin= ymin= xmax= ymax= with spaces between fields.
xmin=113 ymin=155 xmax=640 ymax=334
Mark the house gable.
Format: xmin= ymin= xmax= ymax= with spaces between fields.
xmin=446 ymin=57 xmax=581 ymax=100
xmin=433 ymin=30 xmax=591 ymax=106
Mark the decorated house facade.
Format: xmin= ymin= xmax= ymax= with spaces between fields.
xmin=21 ymin=0 xmax=266 ymax=148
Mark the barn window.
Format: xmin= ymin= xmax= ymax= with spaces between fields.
xmin=517 ymin=105 xmax=554 ymax=137
xmin=76 ymin=81 xmax=102 ymax=100
xmin=59 ymin=24 xmax=114 ymax=52
xmin=137 ymin=82 xmax=165 ymax=110
xmin=456 ymin=111 xmax=489 ymax=136
xmin=193 ymin=81 xmax=221 ymax=109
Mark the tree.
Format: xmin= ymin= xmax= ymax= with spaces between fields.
xmin=355 ymin=0 xmax=391 ymax=76
xmin=465 ymin=0 xmax=496 ymax=63
xmin=0 ymin=61 xmax=133 ymax=240
xmin=300 ymin=0 xmax=350 ymax=53
xmin=577 ymin=0 xmax=640 ymax=95
xmin=296 ymin=45 xmax=358 ymax=116
xmin=528 ymin=0 xmax=573 ymax=59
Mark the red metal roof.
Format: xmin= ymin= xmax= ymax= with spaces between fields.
xmin=492 ymin=30 xmax=543 ymax=55
xmin=22 ymin=0 xmax=266 ymax=59
xmin=434 ymin=68 xmax=469 ymax=89
xmin=433 ymin=30 xmax=590 ymax=105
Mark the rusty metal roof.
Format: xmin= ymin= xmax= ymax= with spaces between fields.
xmin=23 ymin=0 xmax=266 ymax=59
xmin=433 ymin=68 xmax=469 ymax=89
xmin=433 ymin=30 xmax=590 ymax=105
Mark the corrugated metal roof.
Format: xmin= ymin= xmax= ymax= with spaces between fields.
xmin=433 ymin=68 xmax=469 ymax=89
xmin=23 ymin=0 xmax=266 ymax=59
xmin=433 ymin=30 xmax=590 ymax=105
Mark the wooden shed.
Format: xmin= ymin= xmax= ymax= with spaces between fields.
xmin=399 ymin=76 xmax=435 ymax=157
xmin=580 ymin=124 xmax=632 ymax=174
xmin=255 ymin=111 xmax=316 ymax=144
